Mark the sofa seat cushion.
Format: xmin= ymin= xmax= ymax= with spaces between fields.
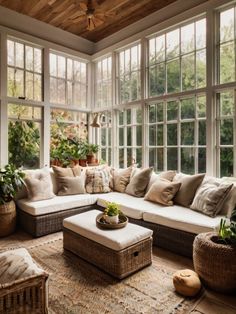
xmin=143 ymin=206 xmax=223 ymax=234
xmin=17 ymin=194 xmax=98 ymax=216
xmin=97 ymin=192 xmax=164 ymax=219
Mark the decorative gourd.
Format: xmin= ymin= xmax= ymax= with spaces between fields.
xmin=173 ymin=269 xmax=201 ymax=297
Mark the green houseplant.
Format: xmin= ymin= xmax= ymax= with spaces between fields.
xmin=104 ymin=202 xmax=120 ymax=224
xmin=0 ymin=164 xmax=25 ymax=237
xmin=86 ymin=143 xmax=99 ymax=164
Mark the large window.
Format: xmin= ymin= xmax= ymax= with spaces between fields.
xmin=148 ymin=95 xmax=206 ymax=173
xmin=50 ymin=53 xmax=87 ymax=107
xmin=148 ymin=18 xmax=206 ymax=97
xmin=7 ymin=39 xmax=42 ymax=101
xmin=95 ymin=56 xmax=112 ymax=108
xmin=118 ymin=44 xmax=141 ymax=103
xmin=8 ymin=104 xmax=41 ymax=169
xmin=118 ymin=107 xmax=142 ymax=168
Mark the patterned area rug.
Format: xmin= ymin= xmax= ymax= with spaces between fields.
xmin=27 ymin=237 xmax=199 ymax=314
xmin=0 ymin=233 xmax=199 ymax=314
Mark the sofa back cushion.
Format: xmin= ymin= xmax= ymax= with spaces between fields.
xmin=85 ymin=168 xmax=111 ymax=194
xmin=125 ymin=167 xmax=153 ymax=197
xmin=173 ymin=173 xmax=205 ymax=207
xmin=145 ymin=178 xmax=181 ymax=206
xmin=24 ymin=168 xmax=55 ymax=201
xmin=57 ymin=174 xmax=86 ymax=196
xmin=190 ymin=181 xmax=233 ymax=217
xmin=146 ymin=170 xmax=176 ymax=192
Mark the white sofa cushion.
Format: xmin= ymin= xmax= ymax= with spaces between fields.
xmin=63 ymin=210 xmax=153 ymax=251
xmin=97 ymin=192 xmax=164 ymax=219
xmin=17 ymin=194 xmax=98 ymax=216
xmin=143 ymin=205 xmax=224 ymax=234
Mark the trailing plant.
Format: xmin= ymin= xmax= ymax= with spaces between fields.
xmin=104 ymin=202 xmax=120 ymax=217
xmin=217 ymin=209 xmax=236 ymax=245
xmin=0 ymin=164 xmax=25 ymax=204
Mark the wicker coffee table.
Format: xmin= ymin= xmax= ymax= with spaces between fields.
xmin=63 ymin=209 xmax=153 ymax=279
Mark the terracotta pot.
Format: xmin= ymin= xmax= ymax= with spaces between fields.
xmin=0 ymin=200 xmax=16 ymax=237
xmin=193 ymin=232 xmax=236 ymax=293
xmin=86 ymin=154 xmax=96 ymax=164
xmin=79 ymin=159 xmax=87 ymax=167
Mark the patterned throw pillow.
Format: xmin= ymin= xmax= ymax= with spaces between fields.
xmin=85 ymin=168 xmax=111 ymax=194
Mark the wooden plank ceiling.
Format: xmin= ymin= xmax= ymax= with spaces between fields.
xmin=0 ymin=0 xmax=178 ymax=42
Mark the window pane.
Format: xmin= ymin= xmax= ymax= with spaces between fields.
xmin=136 ymin=148 xmax=142 ymax=167
xmin=57 ymin=79 xmax=66 ymax=104
xmin=197 ymin=95 xmax=206 ymax=118
xmin=15 ymin=69 xmax=24 ymax=97
xmin=220 ymin=91 xmax=234 ymax=116
xmin=196 ymin=19 xmax=206 ymax=49
xmin=149 ymin=125 xmax=156 ymax=146
xmin=58 ymin=56 xmax=66 ymax=78
xmin=199 ymin=120 xmax=206 ymax=145
xmin=127 ymin=127 xmax=132 ymax=146
xmin=26 ymin=46 xmax=33 ymax=71
xmin=167 ymin=124 xmax=177 ymax=145
xmin=119 ymin=149 xmax=124 ymax=168
xmin=156 ymin=35 xmax=165 ymax=62
xmin=157 ymin=125 xmax=163 ymax=146
xmin=119 ymin=128 xmax=124 ymax=146
xmin=149 ymin=63 xmax=165 ymax=96
xmin=15 ymin=42 xmax=24 ymax=68
xmin=181 ymin=147 xmax=195 ymax=174
xmin=50 ymin=77 xmax=57 ymax=103
xmin=181 ymin=122 xmax=194 ymax=145
xmin=149 ymin=148 xmax=156 ymax=171
xmin=167 ymin=147 xmax=178 ymax=170
xmin=34 ymin=48 xmax=42 ymax=73
xmin=181 ymin=98 xmax=195 ymax=119
xmin=167 ymin=59 xmax=180 ymax=93
xmin=25 ymin=72 xmax=34 ymax=99
xmin=220 ymin=8 xmax=234 ymax=43
xmin=167 ymin=29 xmax=179 ymax=59
xmin=220 ymin=119 xmax=234 ymax=145
xmin=198 ymin=148 xmax=206 ymax=173
xmin=196 ymin=50 xmax=206 ymax=88
xmin=220 ymin=148 xmax=234 ymax=177
xmin=220 ymin=42 xmax=235 ymax=84
xmin=136 ymin=126 xmax=142 ymax=146
xmin=167 ymin=101 xmax=178 ymax=120
xmin=7 ymin=40 xmax=14 ymax=66
xmin=50 ymin=54 xmax=57 ymax=76
xmin=182 ymin=53 xmax=195 ymax=91
xmin=156 ymin=103 xmax=164 ymax=122
xmin=157 ymin=148 xmax=164 ymax=171
xmin=181 ymin=23 xmax=194 ymax=54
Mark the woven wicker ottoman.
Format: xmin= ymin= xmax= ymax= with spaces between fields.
xmin=0 ymin=248 xmax=49 ymax=314
xmin=63 ymin=209 xmax=153 ymax=279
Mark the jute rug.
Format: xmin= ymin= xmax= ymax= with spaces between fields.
xmin=1 ymin=233 xmax=199 ymax=314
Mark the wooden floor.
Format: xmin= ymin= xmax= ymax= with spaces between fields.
xmin=1 ymin=230 xmax=236 ymax=314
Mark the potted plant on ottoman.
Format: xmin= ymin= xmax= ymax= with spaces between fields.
xmin=104 ymin=202 xmax=120 ymax=224
xmin=193 ymin=209 xmax=236 ymax=293
xmin=0 ymin=164 xmax=25 ymax=237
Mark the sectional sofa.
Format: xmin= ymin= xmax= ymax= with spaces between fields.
xmin=16 ymin=168 xmax=234 ymax=258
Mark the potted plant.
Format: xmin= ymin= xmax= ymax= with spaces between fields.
xmin=0 ymin=164 xmax=25 ymax=237
xmin=86 ymin=143 xmax=99 ymax=164
xmin=104 ymin=202 xmax=120 ymax=224
xmin=193 ymin=209 xmax=236 ymax=293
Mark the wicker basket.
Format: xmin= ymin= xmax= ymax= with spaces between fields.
xmin=0 ymin=274 xmax=48 ymax=313
xmin=0 ymin=201 xmax=16 ymax=237
xmin=193 ymin=232 xmax=236 ymax=293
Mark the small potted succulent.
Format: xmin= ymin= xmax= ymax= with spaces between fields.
xmin=104 ymin=202 xmax=120 ymax=224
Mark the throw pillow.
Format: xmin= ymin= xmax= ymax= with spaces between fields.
xmin=125 ymin=167 xmax=153 ymax=197
xmin=85 ymin=168 xmax=111 ymax=194
xmin=146 ymin=170 xmax=176 ymax=192
xmin=24 ymin=169 xmax=55 ymax=201
xmin=145 ymin=178 xmax=181 ymax=206
xmin=112 ymin=166 xmax=133 ymax=193
xmin=52 ymin=165 xmax=81 ymax=178
xmin=190 ymin=181 xmax=233 ymax=217
xmin=173 ymin=173 xmax=205 ymax=207
xmin=57 ymin=175 xmax=86 ymax=196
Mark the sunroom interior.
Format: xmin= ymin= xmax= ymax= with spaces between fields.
xmin=0 ymin=0 xmax=236 ymax=312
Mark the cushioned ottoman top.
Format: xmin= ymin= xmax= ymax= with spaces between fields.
xmin=63 ymin=210 xmax=153 ymax=251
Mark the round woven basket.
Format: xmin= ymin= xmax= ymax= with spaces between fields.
xmin=0 ymin=200 xmax=16 ymax=237
xmin=193 ymin=232 xmax=236 ymax=293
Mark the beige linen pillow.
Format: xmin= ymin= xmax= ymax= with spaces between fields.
xmin=173 ymin=173 xmax=205 ymax=207
xmin=52 ymin=165 xmax=81 ymax=178
xmin=24 ymin=169 xmax=55 ymax=201
xmin=112 ymin=166 xmax=133 ymax=193
xmin=57 ymin=174 xmax=86 ymax=196
xmin=146 ymin=170 xmax=176 ymax=192
xmin=190 ymin=182 xmax=233 ymax=217
xmin=145 ymin=178 xmax=181 ymax=206
xmin=85 ymin=168 xmax=111 ymax=194
xmin=125 ymin=167 xmax=153 ymax=197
